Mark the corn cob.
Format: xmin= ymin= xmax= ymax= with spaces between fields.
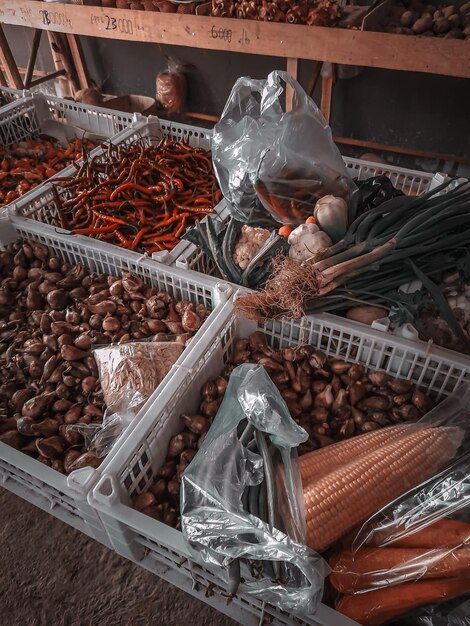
xmin=299 ymin=424 xmax=411 ymax=484
xmin=304 ymin=426 xmax=462 ymax=552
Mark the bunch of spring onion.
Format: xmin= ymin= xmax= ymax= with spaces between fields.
xmin=235 ymin=180 xmax=470 ymax=347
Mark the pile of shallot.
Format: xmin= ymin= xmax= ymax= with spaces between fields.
xmin=0 ymin=240 xmax=208 ymax=474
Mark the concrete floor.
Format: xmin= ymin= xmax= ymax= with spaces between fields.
xmin=0 ymin=487 xmax=237 ymax=626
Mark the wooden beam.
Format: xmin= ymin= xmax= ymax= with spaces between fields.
xmin=0 ymin=1 xmax=469 ymax=78
xmin=334 ymin=136 xmax=470 ymax=165
xmin=286 ymin=58 xmax=299 ymax=111
xmin=0 ymin=24 xmax=23 ymax=88
xmin=66 ymin=33 xmax=90 ymax=90
xmin=24 ymin=28 xmax=42 ymax=88
xmin=29 ymin=68 xmax=66 ymax=88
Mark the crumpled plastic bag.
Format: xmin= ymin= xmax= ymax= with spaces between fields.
xmin=212 ymin=70 xmax=355 ymax=225
xmin=180 ymin=363 xmax=329 ymax=615
xmin=68 ymin=339 xmax=184 ymax=458
xmin=355 ymin=175 xmax=404 ymax=216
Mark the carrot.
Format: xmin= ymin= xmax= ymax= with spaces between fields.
xmin=369 ymin=518 xmax=470 ymax=549
xmin=330 ymin=547 xmax=470 ymax=593
xmin=305 ymin=216 xmax=317 ymax=224
xmin=336 ymin=578 xmax=470 ymax=626
xmin=278 ymin=225 xmax=293 ymax=238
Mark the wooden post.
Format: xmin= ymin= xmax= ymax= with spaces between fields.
xmin=46 ymin=31 xmax=74 ymax=96
xmin=320 ymin=62 xmax=334 ymax=123
xmin=24 ymin=29 xmax=42 ymax=89
xmin=286 ymin=57 xmax=299 ymax=111
xmin=308 ymin=60 xmax=323 ymax=97
xmin=66 ymin=34 xmax=90 ymax=91
xmin=0 ymin=62 xmax=7 ymax=87
xmin=0 ymin=25 xmax=23 ymax=88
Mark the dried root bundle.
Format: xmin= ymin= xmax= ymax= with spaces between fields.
xmin=235 ymin=255 xmax=319 ymax=320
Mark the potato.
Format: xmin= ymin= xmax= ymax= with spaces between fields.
xmin=412 ymin=15 xmax=432 ymax=31
xmin=410 ymin=0 xmax=424 ymax=11
xmin=424 ymin=3 xmax=436 ymax=12
xmin=442 ymin=5 xmax=457 ymax=18
xmin=461 ymin=1 xmax=470 ymax=13
xmin=400 ymin=9 xmax=415 ymax=25
xmin=420 ymin=29 xmax=435 ymax=35
xmin=464 ymin=25 xmax=470 ymax=35
xmin=447 ymin=13 xmax=461 ymax=27
xmin=346 ymin=306 xmax=388 ymax=326
xmin=433 ymin=17 xmax=449 ymax=32
xmin=390 ymin=6 xmax=407 ymax=20
xmin=445 ymin=27 xmax=465 ymax=38
xmin=433 ymin=9 xmax=442 ymax=19
xmin=461 ymin=12 xmax=470 ymax=26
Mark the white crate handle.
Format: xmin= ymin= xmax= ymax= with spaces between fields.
xmin=94 ymin=474 xmax=122 ymax=506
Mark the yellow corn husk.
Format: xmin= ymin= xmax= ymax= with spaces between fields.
xmin=304 ymin=426 xmax=462 ymax=552
xmin=299 ymin=424 xmax=411 ymax=484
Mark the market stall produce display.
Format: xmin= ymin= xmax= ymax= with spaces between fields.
xmin=0 ymin=239 xmax=208 ymax=473
xmin=0 ymin=65 xmax=469 ymax=626
xmin=47 ymin=137 xmax=221 ymax=254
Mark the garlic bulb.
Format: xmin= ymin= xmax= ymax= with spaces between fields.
xmin=314 ymin=195 xmax=348 ymax=243
xmin=288 ymin=223 xmax=332 ymax=263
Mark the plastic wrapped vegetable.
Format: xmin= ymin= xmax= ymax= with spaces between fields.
xmin=68 ymin=339 xmax=185 ymax=457
xmin=93 ymin=340 xmax=184 ymax=414
xmin=212 ymin=71 xmax=356 ymax=225
xmin=301 ymin=385 xmax=469 ymax=556
xmin=327 ymin=386 xmax=470 ymax=626
xmin=400 ymin=595 xmax=470 ymax=626
xmin=181 ymin=364 xmax=329 ymax=614
xmin=182 ymin=217 xmax=287 ymax=288
xmin=155 ymin=58 xmax=187 ymax=113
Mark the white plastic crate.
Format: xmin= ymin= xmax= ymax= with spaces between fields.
xmin=0 ymin=91 xmax=139 ymax=148
xmin=0 ymin=86 xmax=24 ymax=110
xmin=343 ymin=156 xmax=435 ymax=195
xmin=10 ymin=115 xmax=218 ymax=265
xmin=89 ymin=300 xmax=470 ymax=626
xmin=0 ymin=215 xmax=231 ymax=547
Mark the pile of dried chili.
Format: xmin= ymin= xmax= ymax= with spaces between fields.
xmin=0 ymin=137 xmax=95 ymax=208
xmin=51 ymin=138 xmax=222 ymax=254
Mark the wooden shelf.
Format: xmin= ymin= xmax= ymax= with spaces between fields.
xmin=0 ymin=1 xmax=469 ymax=78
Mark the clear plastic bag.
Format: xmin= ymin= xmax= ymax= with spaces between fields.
xmin=68 ymin=410 xmax=130 ymax=459
xmin=156 ymin=59 xmax=187 ymax=113
xmin=180 ymin=363 xmax=329 ymax=614
xmin=212 ymin=70 xmax=355 ymax=225
xmin=328 ymin=386 xmax=470 ymax=626
xmin=71 ymin=340 xmax=184 ymax=458
xmin=400 ymin=595 xmax=470 ymax=626
xmin=93 ymin=340 xmax=184 ymax=414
